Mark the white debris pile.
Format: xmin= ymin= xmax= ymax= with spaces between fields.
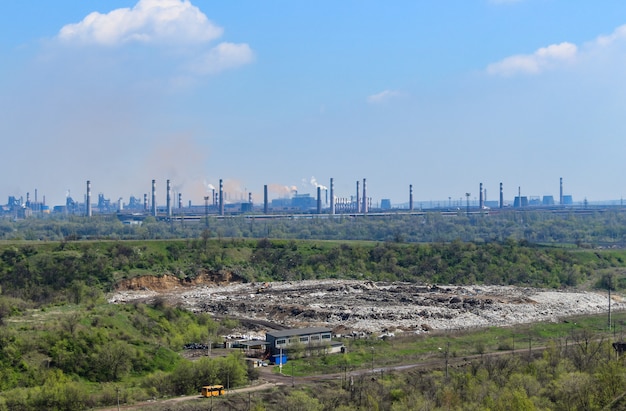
xmin=108 ymin=280 xmax=624 ymax=334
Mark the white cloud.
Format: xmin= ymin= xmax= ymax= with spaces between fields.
xmin=367 ymin=89 xmax=401 ymax=104
xmin=58 ymin=0 xmax=223 ymax=46
xmin=487 ymin=42 xmax=577 ymax=76
xmin=487 ymin=24 xmax=626 ymax=77
xmin=55 ymin=0 xmax=253 ymax=78
xmin=187 ymin=42 xmax=254 ymax=75
xmin=595 ymin=24 xmax=626 ymax=47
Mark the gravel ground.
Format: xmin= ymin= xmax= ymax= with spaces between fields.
xmin=109 ymin=279 xmax=625 ymax=335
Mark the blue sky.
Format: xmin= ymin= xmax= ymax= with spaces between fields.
xmin=2 ymin=0 xmax=626 ymax=207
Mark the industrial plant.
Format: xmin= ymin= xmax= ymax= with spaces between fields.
xmin=0 ymin=176 xmax=605 ymax=223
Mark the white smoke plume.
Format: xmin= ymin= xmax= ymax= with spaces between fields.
xmin=309 ymin=176 xmax=328 ymax=190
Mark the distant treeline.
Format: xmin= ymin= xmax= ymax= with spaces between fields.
xmin=3 ymin=209 xmax=626 ymax=245
xmin=0 ymin=238 xmax=624 ymax=305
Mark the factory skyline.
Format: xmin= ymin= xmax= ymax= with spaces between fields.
xmin=4 ymin=176 xmax=609 ymax=219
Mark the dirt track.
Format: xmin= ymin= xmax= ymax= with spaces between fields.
xmin=109 ymin=278 xmax=625 ymax=335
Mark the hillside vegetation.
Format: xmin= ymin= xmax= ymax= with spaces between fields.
xmin=0 ymin=238 xmax=624 ymax=305
xmin=0 ymin=237 xmax=625 ymax=409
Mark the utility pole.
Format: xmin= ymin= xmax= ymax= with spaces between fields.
xmin=609 ymin=274 xmax=613 ymax=331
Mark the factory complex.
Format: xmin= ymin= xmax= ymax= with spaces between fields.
xmin=0 ymin=176 xmax=606 ymax=222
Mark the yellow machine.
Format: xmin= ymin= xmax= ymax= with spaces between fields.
xmin=201 ymin=385 xmax=226 ymax=397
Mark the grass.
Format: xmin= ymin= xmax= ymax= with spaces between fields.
xmin=280 ymin=311 xmax=626 ymax=377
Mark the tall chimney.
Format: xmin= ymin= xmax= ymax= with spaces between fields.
xmin=409 ymin=184 xmax=414 ymax=211
xmin=151 ymin=180 xmax=157 ymax=216
xmin=499 ymin=182 xmax=503 ymax=209
xmin=264 ymin=185 xmax=269 ymax=214
xmin=144 ymin=193 xmax=148 ymax=211
xmin=362 ymin=178 xmax=368 ymax=214
xmin=356 ymin=181 xmax=360 ymax=213
xmin=219 ymin=179 xmax=224 ymax=216
xmin=330 ymin=178 xmax=335 ymax=215
xmin=166 ymin=179 xmax=172 ymax=218
xmin=317 ymin=186 xmax=322 ymax=214
xmin=479 ymin=183 xmax=483 ymax=209
xmin=178 ymin=193 xmax=182 ymax=209
xmin=86 ymin=180 xmax=92 ymax=217
xmin=560 ymin=177 xmax=563 ymax=206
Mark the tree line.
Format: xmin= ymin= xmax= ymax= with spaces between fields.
xmin=0 ymin=238 xmax=623 ymax=306
xmin=4 ymin=208 xmax=626 ymax=245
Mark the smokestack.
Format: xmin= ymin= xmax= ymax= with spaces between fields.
xmin=560 ymin=177 xmax=563 ymax=206
xmin=356 ymin=181 xmax=360 ymax=213
xmin=178 ymin=193 xmax=182 ymax=209
xmin=144 ymin=193 xmax=148 ymax=211
xmin=248 ymin=192 xmax=252 ymax=204
xmin=479 ymin=183 xmax=483 ymax=209
xmin=317 ymin=186 xmax=322 ymax=214
xmin=499 ymin=182 xmax=503 ymax=209
xmin=86 ymin=180 xmax=92 ymax=217
xmin=362 ymin=178 xmax=368 ymax=214
xmin=151 ymin=180 xmax=157 ymax=217
xmin=34 ymin=189 xmax=37 ymax=204
xmin=409 ymin=184 xmax=414 ymax=211
xmin=166 ymin=179 xmax=172 ymax=218
xmin=219 ymin=179 xmax=224 ymax=216
xmin=330 ymin=178 xmax=335 ymax=215
xmin=264 ymin=185 xmax=269 ymax=214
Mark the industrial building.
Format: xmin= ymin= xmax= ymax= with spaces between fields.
xmin=265 ymin=327 xmax=345 ymax=356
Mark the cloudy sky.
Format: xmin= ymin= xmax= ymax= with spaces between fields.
xmin=2 ymin=0 xmax=626 ymax=207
